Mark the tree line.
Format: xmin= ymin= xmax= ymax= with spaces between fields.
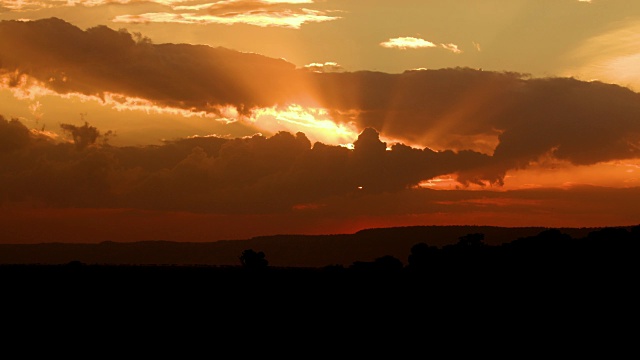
xmin=240 ymin=225 xmax=640 ymax=276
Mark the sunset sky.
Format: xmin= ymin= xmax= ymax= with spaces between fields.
xmin=1 ymin=0 xmax=640 ymax=243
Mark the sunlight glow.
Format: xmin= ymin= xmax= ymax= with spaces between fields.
xmin=29 ymin=127 xmax=61 ymax=140
xmin=415 ymin=175 xmax=459 ymax=190
xmin=563 ymin=21 xmax=640 ymax=92
xmin=502 ymin=160 xmax=640 ymax=190
xmin=251 ymin=104 xmax=359 ymax=145
xmin=1 ymin=72 xmax=64 ymax=100
xmin=1 ymin=72 xmax=359 ymax=146
xmin=435 ymin=198 xmax=544 ymax=207
xmin=412 ymin=159 xmax=640 ymax=192
xmin=103 ymin=93 xmax=232 ymax=121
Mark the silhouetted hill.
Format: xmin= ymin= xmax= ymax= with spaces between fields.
xmin=0 ymin=225 xmax=602 ymax=267
xmin=2 ymin=224 xmax=637 ymax=322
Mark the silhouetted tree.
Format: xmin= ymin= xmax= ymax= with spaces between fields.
xmin=457 ymin=233 xmax=486 ymax=248
xmin=439 ymin=233 xmax=490 ymax=274
xmin=349 ymin=255 xmax=403 ymax=273
xmin=507 ymin=228 xmax=572 ymax=251
xmin=322 ymin=264 xmax=346 ymax=272
xmin=66 ymin=260 xmax=86 ymax=267
xmin=373 ymin=255 xmax=404 ymax=272
xmin=407 ymin=242 xmax=439 ymax=271
xmin=442 ymin=233 xmax=487 ymax=257
xmin=501 ymin=228 xmax=572 ymax=268
xmin=630 ymin=225 xmax=640 ymax=255
xmin=582 ymin=227 xmax=635 ymax=269
xmin=585 ymin=227 xmax=630 ymax=251
xmin=239 ymin=249 xmax=268 ymax=270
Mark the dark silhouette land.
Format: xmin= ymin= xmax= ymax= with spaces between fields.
xmin=2 ymin=225 xmax=637 ymax=285
xmin=2 ymin=224 xmax=637 ymax=329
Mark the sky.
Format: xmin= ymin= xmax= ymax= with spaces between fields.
xmin=1 ymin=0 xmax=640 ymax=243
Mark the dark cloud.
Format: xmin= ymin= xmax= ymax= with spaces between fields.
xmin=2 ymin=18 xmax=640 ymax=189
xmin=300 ymin=69 xmax=640 ymax=185
xmin=1 ymin=116 xmax=638 ymax=241
xmin=60 ymin=122 xmax=101 ymax=150
xmin=0 ymin=18 xmax=298 ymax=115
xmin=0 ymin=117 xmax=496 ymax=212
xmin=0 ymin=116 xmax=31 ymax=153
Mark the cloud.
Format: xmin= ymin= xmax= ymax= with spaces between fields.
xmin=302 ymin=68 xmax=640 ymax=185
xmin=0 ymin=0 xmax=50 ymax=11
xmin=380 ymin=37 xmax=436 ymax=50
xmin=4 ymin=110 xmax=637 ymax=229
xmin=302 ymin=62 xmax=344 ymax=73
xmin=0 ymin=0 xmax=140 ymax=11
xmin=380 ymin=37 xmax=462 ymax=53
xmin=0 ymin=116 xmax=31 ymax=152
xmin=0 ymin=114 xmax=495 ymax=212
xmin=111 ymin=0 xmax=340 ymax=28
xmin=0 ymin=0 xmax=338 ymax=28
xmin=112 ymin=9 xmax=338 ymax=28
xmin=3 ymin=19 xmax=640 ymax=190
xmin=0 ymin=0 xmax=317 ymax=11
xmin=1 ymin=115 xmax=638 ymax=240
xmin=0 ymin=17 xmax=300 ymax=115
xmin=440 ymin=43 xmax=462 ymax=54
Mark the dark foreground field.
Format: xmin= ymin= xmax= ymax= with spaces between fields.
xmin=2 ymin=225 xmax=638 ymax=329
xmin=2 ymin=252 xmax=637 ymax=341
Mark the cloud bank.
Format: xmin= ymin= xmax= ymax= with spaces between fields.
xmin=303 ymin=69 xmax=640 ymax=184
xmin=2 ymin=18 xmax=640 ymax=191
xmin=0 ymin=115 xmax=494 ymax=212
xmin=0 ymin=17 xmax=299 ymax=116
xmin=2 ymin=113 xmax=639 ymax=243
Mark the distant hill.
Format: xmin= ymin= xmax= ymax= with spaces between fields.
xmin=0 ymin=225 xmax=607 ymax=267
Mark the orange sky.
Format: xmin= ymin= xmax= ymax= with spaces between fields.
xmin=1 ymin=1 xmax=640 ymax=243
